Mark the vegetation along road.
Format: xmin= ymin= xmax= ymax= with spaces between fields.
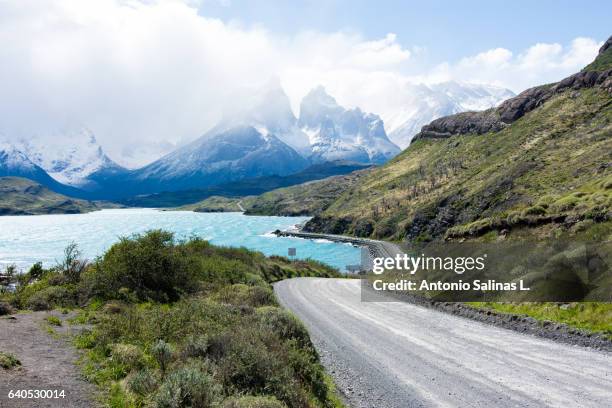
xmin=274 ymin=278 xmax=612 ymax=408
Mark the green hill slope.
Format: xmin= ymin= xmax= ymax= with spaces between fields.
xmin=304 ymin=36 xmax=612 ymax=241
xmin=0 ymin=177 xmax=98 ymax=215
xmin=182 ymin=169 xmax=371 ymax=216
xmin=244 ymin=170 xmax=371 ymax=216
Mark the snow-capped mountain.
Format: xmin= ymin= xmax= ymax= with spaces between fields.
xmin=0 ymin=141 xmax=83 ymax=197
xmin=214 ymin=79 xmax=311 ymax=155
xmin=14 ymin=127 xmax=125 ymax=188
xmin=387 ymin=82 xmax=515 ymax=148
xmin=129 ymin=125 xmax=309 ymax=193
xmin=299 ymin=86 xmax=400 ymax=164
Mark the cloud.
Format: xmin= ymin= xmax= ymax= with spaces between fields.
xmin=426 ymin=37 xmax=601 ymax=92
xmin=0 ymin=0 xmax=602 ymax=167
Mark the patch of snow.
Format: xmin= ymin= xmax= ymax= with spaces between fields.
xmin=14 ymin=127 xmax=122 ymax=186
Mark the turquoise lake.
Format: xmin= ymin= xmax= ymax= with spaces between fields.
xmin=0 ymin=209 xmax=360 ymax=272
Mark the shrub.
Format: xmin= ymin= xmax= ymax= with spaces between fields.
xmin=536 ymin=194 xmax=557 ymax=208
xmin=111 ymin=343 xmax=144 ymax=370
xmin=154 ymin=364 xmax=221 ymax=408
xmin=25 ymin=285 xmax=77 ymax=310
xmin=522 ymin=205 xmax=547 ymax=216
xmin=59 ymin=243 xmax=88 ymax=284
xmin=28 ymin=262 xmax=44 ymax=281
xmin=0 ymin=301 xmax=13 ymax=316
xmin=152 ymin=340 xmax=174 ymax=376
xmin=256 ymin=308 xmax=312 ymax=349
xmin=102 ymin=301 xmax=124 ymax=314
xmin=210 ymin=328 xmax=307 ymax=407
xmin=222 ymin=395 xmax=287 ymax=408
xmin=46 ymin=273 xmax=66 ymax=286
xmin=181 ymin=335 xmax=209 ymax=359
xmin=26 ymin=293 xmax=50 ymax=311
xmin=286 ymin=347 xmax=328 ymax=402
xmin=213 ymin=284 xmax=275 ymax=308
xmin=46 ymin=316 xmax=62 ymax=326
xmin=0 ymin=351 xmax=21 ymax=369
xmin=552 ymin=195 xmax=579 ymax=212
xmin=127 ymin=368 xmax=159 ymax=396
xmin=82 ymin=230 xmax=199 ymax=302
xmin=244 ymin=273 xmax=267 ymax=288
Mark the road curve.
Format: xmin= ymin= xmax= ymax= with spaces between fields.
xmin=274 ymin=278 xmax=612 ymax=408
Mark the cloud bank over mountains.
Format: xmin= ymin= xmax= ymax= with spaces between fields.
xmin=0 ymin=0 xmax=602 ymax=167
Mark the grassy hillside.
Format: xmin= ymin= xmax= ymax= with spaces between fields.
xmin=244 ymin=171 xmax=370 ymax=216
xmin=1 ymin=231 xmax=343 ymax=407
xmin=182 ymin=169 xmax=371 ymax=216
xmin=304 ymin=43 xmax=612 ymax=242
xmin=0 ymin=177 xmax=98 ymax=215
xmin=180 ymin=196 xmax=249 ymax=212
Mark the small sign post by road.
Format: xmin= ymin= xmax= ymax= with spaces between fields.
xmin=288 ymin=247 xmax=296 ymax=259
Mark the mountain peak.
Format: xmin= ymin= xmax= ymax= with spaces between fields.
xmin=299 ymin=86 xmax=344 ymax=129
xmin=297 ymin=87 xmax=399 ymax=164
xmin=10 ymin=127 xmax=124 ymax=187
xmin=302 ymin=86 xmax=339 ymax=110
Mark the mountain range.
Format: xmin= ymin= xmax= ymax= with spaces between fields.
xmin=0 ymin=81 xmax=512 ymax=201
xmin=301 ymin=36 xmax=612 ymax=241
xmin=386 ymin=82 xmax=514 ymax=148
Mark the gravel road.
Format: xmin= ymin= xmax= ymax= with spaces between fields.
xmin=274 ymin=278 xmax=612 ymax=408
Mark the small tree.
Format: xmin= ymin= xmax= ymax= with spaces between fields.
xmin=28 ymin=262 xmax=44 ymax=281
xmin=1 ymin=264 xmax=17 ymax=288
xmin=152 ymin=339 xmax=174 ymax=378
xmin=60 ymin=243 xmax=88 ymax=283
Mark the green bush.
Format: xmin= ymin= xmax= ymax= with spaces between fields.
xmin=257 ymin=308 xmax=312 ymax=349
xmin=46 ymin=316 xmax=62 ymax=326
xmin=111 ymin=343 xmax=144 ymax=371
xmin=222 ymin=395 xmax=287 ymax=408
xmin=0 ymin=351 xmax=21 ymax=369
xmin=0 ymin=301 xmax=13 ymax=316
xmin=551 ymin=195 xmax=579 ymax=211
xmin=127 ymin=368 xmax=159 ymax=396
xmin=28 ymin=262 xmax=44 ymax=281
xmin=154 ymin=364 xmax=221 ymax=408
xmin=210 ymin=328 xmax=308 ymax=407
xmin=82 ymin=230 xmax=200 ymax=302
xmin=213 ymin=284 xmax=275 ymax=308
xmin=25 ymin=285 xmax=77 ymax=310
xmin=59 ymin=243 xmax=88 ymax=284
xmin=152 ymin=339 xmax=174 ymax=376
xmin=522 ymin=205 xmax=547 ymax=216
xmin=181 ymin=335 xmax=209 ymax=359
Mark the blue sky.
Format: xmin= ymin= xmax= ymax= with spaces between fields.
xmin=198 ymin=0 xmax=611 ymax=65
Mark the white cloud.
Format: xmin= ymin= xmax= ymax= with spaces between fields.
xmin=427 ymin=37 xmax=601 ymax=92
xmin=0 ymin=0 xmax=602 ymax=167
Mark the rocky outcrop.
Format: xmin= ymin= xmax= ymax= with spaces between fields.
xmin=598 ymin=36 xmax=612 ymax=55
xmin=413 ymin=35 xmax=612 ymax=142
xmin=411 ymin=109 xmax=506 ymax=140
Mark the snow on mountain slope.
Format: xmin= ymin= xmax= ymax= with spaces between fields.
xmin=0 ymin=141 xmax=86 ymax=197
xmin=299 ymin=86 xmax=400 ymax=164
xmin=214 ymin=79 xmax=312 ymax=155
xmin=15 ymin=128 xmax=125 ymax=187
xmin=130 ymin=125 xmax=309 ymax=193
xmin=0 ymin=141 xmax=38 ymax=173
xmin=387 ymin=82 xmax=514 ymax=148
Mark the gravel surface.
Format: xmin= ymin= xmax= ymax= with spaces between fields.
xmin=278 ymin=230 xmax=612 ymax=349
xmin=0 ymin=311 xmax=97 ymax=408
xmin=275 ymin=278 xmax=612 ymax=408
